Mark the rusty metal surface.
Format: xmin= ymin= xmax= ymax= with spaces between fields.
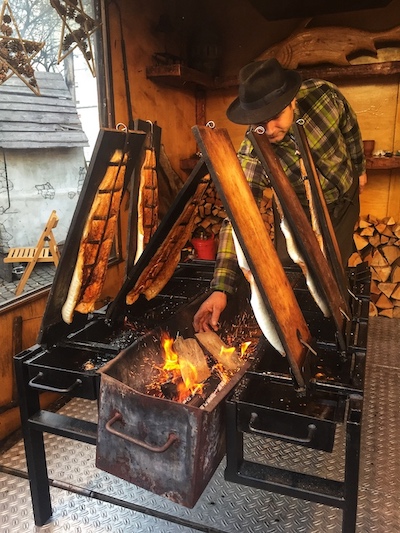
xmin=1 ymin=316 xmax=400 ymax=532
xmin=96 ymin=329 xmax=248 ymax=508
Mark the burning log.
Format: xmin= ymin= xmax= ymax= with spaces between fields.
xmin=148 ymin=327 xmax=254 ymax=406
xmin=172 ymin=336 xmax=211 ymax=384
xmin=350 ymin=214 xmax=400 ymax=317
xmin=195 ymin=331 xmax=242 ymax=371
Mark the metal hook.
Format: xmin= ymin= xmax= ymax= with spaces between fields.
xmin=347 ymin=289 xmax=361 ymax=301
xmin=146 ymin=119 xmax=154 ymax=135
xmin=206 ymin=121 xmax=216 ymax=129
xmin=116 ymin=122 xmax=128 ymax=132
xmin=297 ymin=329 xmax=317 ymax=356
xmin=253 ymin=125 xmax=266 ymax=135
xmin=299 ymin=337 xmax=317 ymax=356
xmin=339 ymin=306 xmax=351 ymax=322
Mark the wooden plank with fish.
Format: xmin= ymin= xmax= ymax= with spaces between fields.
xmin=192 ymin=125 xmax=312 ymax=391
xmin=247 ymin=131 xmax=349 ymax=353
xmin=292 ymin=121 xmax=350 ymax=311
xmin=62 ymin=150 xmax=129 ymax=324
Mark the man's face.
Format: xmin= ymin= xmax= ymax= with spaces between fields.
xmin=254 ymin=99 xmax=296 ymax=144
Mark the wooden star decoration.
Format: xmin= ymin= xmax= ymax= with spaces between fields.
xmin=50 ymin=0 xmax=100 ymax=77
xmin=0 ymin=0 xmax=44 ymax=96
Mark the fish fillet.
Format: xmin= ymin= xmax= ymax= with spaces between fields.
xmin=280 ymin=218 xmax=330 ymax=317
xmin=62 ymin=150 xmax=127 ymax=324
xmin=232 ymin=230 xmax=285 ymax=356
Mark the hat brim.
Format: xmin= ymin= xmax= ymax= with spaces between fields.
xmin=226 ymin=70 xmax=302 ymax=125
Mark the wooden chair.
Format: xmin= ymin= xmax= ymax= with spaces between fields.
xmin=4 ymin=210 xmax=60 ymax=296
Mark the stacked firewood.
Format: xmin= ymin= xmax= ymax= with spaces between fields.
xmin=193 ymin=182 xmax=275 ymax=238
xmin=349 ymin=215 xmax=400 ymax=318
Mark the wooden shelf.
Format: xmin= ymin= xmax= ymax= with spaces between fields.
xmin=147 ymin=61 xmax=400 ymax=90
xmin=146 ymin=64 xmax=215 ymax=89
xmin=298 ymin=61 xmax=400 ymax=83
xmin=366 ymin=156 xmax=400 ymax=170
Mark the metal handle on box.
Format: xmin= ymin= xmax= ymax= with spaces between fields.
xmin=105 ymin=411 xmax=179 ymax=452
xmin=28 ymin=372 xmax=82 ymax=393
xmin=249 ymin=412 xmax=316 ymax=444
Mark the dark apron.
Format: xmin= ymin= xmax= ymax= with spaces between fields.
xmin=273 ymin=173 xmax=360 ymax=268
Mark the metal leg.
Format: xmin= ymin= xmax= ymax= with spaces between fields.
xmin=224 ymin=399 xmax=244 ymax=480
xmin=342 ymin=396 xmax=363 ymax=533
xmin=225 ymin=389 xmax=362 ymax=533
xmin=14 ymin=350 xmax=52 ymax=526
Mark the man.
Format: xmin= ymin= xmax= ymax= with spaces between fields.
xmin=193 ymin=58 xmax=367 ymax=333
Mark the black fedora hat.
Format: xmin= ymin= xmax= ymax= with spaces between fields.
xmin=226 ymin=58 xmax=302 ymax=125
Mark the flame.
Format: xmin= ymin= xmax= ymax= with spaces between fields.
xmin=160 ymin=333 xmax=203 ymax=402
xmin=213 ymin=363 xmax=230 ymax=384
xmin=219 ymin=345 xmax=236 ymax=358
xmin=158 ymin=333 xmax=253 ymax=403
xmin=240 ymin=341 xmax=251 ymax=357
xmin=162 ymin=336 xmax=180 ymax=373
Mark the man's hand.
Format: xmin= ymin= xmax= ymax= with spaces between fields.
xmin=193 ymin=291 xmax=227 ymax=332
xmin=359 ymin=172 xmax=367 ymax=193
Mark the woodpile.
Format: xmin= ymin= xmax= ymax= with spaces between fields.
xmin=193 ymin=186 xmax=400 ymax=320
xmin=349 ymin=215 xmax=400 ymax=318
xmin=193 ymin=182 xmax=274 ymax=239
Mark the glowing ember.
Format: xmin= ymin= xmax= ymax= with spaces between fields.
xmin=212 ymin=363 xmax=230 ymax=384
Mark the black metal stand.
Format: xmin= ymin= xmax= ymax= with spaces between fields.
xmin=14 ymin=347 xmax=97 ymax=526
xmin=223 ymin=264 xmax=370 ymax=533
xmin=225 ymin=394 xmax=362 ymax=533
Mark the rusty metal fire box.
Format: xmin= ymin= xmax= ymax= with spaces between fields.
xmin=96 ymin=328 xmax=249 ymax=508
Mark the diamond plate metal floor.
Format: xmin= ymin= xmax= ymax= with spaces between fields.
xmin=1 ymin=316 xmax=399 ymax=533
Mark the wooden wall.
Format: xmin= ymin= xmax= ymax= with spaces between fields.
xmin=0 ymin=290 xmax=58 ymax=440
xmin=202 ymin=1 xmax=400 ymax=221
xmin=105 ymin=0 xmax=199 ymax=176
xmin=107 ymin=0 xmax=400 ymax=221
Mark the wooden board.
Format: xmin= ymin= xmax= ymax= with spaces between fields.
xmin=192 ymin=125 xmax=311 ymax=389
xmin=291 ymin=122 xmax=350 ymax=312
xmin=173 ymin=336 xmax=211 ymax=384
xmin=248 ymin=131 xmax=348 ymax=351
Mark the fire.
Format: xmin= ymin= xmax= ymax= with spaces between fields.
xmin=219 ymin=345 xmax=236 ymax=358
xmin=219 ymin=341 xmax=251 ymax=362
xmin=162 ymin=336 xmax=180 ymax=373
xmin=155 ymin=333 xmax=254 ymax=404
xmin=161 ymin=333 xmax=204 ymax=402
xmin=212 ymin=363 xmax=229 ymax=384
xmin=240 ymin=341 xmax=252 ymax=357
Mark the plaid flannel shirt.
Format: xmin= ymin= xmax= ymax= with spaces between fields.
xmin=211 ymin=79 xmax=366 ymax=294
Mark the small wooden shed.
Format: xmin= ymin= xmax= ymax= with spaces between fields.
xmin=0 ymin=70 xmax=88 ymax=279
